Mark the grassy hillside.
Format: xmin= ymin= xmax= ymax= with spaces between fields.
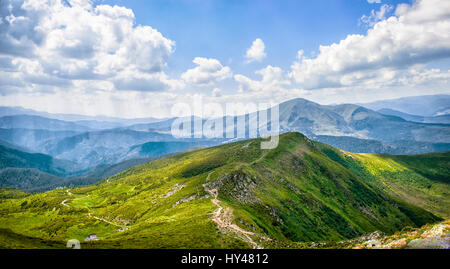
xmin=317 ymin=145 xmax=450 ymax=219
xmin=0 ymin=143 xmax=192 ymax=192
xmin=0 ymin=144 xmax=75 ymax=176
xmin=283 ymin=219 xmax=449 ymax=249
xmin=313 ymin=135 xmax=450 ymax=154
xmin=0 ymin=188 xmax=29 ymax=199
xmin=0 ymin=168 xmax=66 ymax=192
xmin=0 ymin=132 xmax=447 ymax=249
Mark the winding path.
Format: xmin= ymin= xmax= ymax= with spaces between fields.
xmin=60 ymin=190 xmax=72 ymax=207
xmin=87 ymin=213 xmax=128 ymax=231
xmin=60 ymin=189 xmax=128 ymax=232
xmin=204 ymin=172 xmax=263 ymax=249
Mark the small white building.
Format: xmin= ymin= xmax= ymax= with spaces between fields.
xmin=84 ymin=234 xmax=99 ymax=241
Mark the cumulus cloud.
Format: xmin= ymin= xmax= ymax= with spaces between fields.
xmin=245 ymin=38 xmax=266 ymax=63
xmin=367 ymin=0 xmax=382 ymax=4
xmin=290 ymin=0 xmax=450 ymax=90
xmin=1 ymin=0 xmax=449 ymax=118
xmin=234 ymin=65 xmax=290 ymax=92
xmin=181 ymin=57 xmax=232 ymax=86
xmin=360 ymin=4 xmax=393 ymax=26
xmin=0 ymin=0 xmax=177 ymax=92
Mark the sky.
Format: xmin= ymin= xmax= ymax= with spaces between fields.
xmin=0 ymin=0 xmax=449 ymax=118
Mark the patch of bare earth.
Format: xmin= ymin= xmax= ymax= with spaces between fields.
xmin=203 ymin=172 xmax=270 ymax=249
xmin=353 ymin=220 xmax=450 ymax=249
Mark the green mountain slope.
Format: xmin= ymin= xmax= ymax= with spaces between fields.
xmin=0 ymin=144 xmax=75 ymax=177
xmin=317 ymin=145 xmax=450 ymax=219
xmin=312 ymin=135 xmax=450 ymax=155
xmin=0 ymin=142 xmax=181 ymax=192
xmin=0 ymin=143 xmax=81 ymax=192
xmin=0 ymin=132 xmax=447 ymax=249
xmin=39 ymin=129 xmax=219 ymax=170
xmin=0 ymin=168 xmax=66 ymax=192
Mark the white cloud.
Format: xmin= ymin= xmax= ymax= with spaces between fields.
xmin=234 ymin=65 xmax=290 ymax=92
xmin=112 ymin=70 xmax=178 ymax=92
xmin=290 ymin=0 xmax=450 ymax=90
xmin=367 ymin=0 xmax=381 ymax=4
xmin=360 ymin=4 xmax=393 ymax=26
xmin=245 ymin=38 xmax=266 ymax=63
xmin=0 ymin=0 xmax=449 ymax=118
xmin=181 ymin=57 xmax=232 ymax=86
xmin=0 ymin=0 xmax=177 ymax=92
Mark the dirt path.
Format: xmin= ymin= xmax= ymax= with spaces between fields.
xmin=87 ymin=213 xmax=128 ymax=231
xmin=204 ymin=172 xmax=263 ymax=249
xmin=61 ymin=199 xmax=70 ymax=207
xmin=60 ymin=190 xmax=72 ymax=207
xmin=241 ymin=142 xmax=252 ymax=148
xmin=60 ymin=189 xmax=128 ymax=232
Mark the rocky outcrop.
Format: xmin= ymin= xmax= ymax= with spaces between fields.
xmin=205 ymin=170 xmax=261 ymax=204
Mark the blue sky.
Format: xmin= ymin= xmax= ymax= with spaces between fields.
xmin=0 ymin=0 xmax=449 ymax=117
xmin=103 ymin=0 xmax=411 ymax=76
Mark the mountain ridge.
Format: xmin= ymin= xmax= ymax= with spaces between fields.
xmin=0 ymin=115 xmax=92 ymax=132
xmin=359 ymin=94 xmax=450 ymax=117
xmin=0 ymin=97 xmax=449 ymax=178
xmin=0 ymin=132 xmax=447 ymax=248
xmin=377 ymin=108 xmax=450 ymax=124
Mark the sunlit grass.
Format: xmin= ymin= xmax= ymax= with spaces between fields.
xmin=0 ymin=133 xmax=447 ymax=248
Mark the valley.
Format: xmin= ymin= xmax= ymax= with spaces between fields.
xmin=0 ymin=96 xmax=449 ymax=249
xmin=1 ymin=96 xmax=449 ymax=187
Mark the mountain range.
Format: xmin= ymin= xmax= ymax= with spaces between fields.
xmin=276 ymin=98 xmax=450 ymax=142
xmin=377 ymin=108 xmax=450 ymax=124
xmin=0 ymin=93 xmax=448 ymax=248
xmin=359 ymin=94 xmax=450 ymax=117
xmin=0 ymin=132 xmax=447 ymax=248
xmin=0 ymin=95 xmax=449 ymax=192
xmin=0 ymin=106 xmax=166 ymax=126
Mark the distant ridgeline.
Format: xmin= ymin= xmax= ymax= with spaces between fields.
xmin=0 ymin=97 xmax=449 ymax=192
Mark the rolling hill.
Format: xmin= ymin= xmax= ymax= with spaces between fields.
xmin=359 ymin=94 xmax=450 ymax=117
xmin=0 ymin=141 xmax=213 ymax=192
xmin=223 ymin=98 xmax=450 ymax=144
xmin=377 ymin=108 xmax=450 ymax=124
xmin=38 ymin=129 xmax=222 ymax=169
xmin=0 ymin=144 xmax=76 ymax=177
xmin=0 ymin=143 xmax=98 ymax=192
xmin=0 ymin=132 xmax=447 ymax=249
xmin=313 ymin=135 xmax=450 ymax=154
xmin=0 ymin=128 xmax=80 ymax=152
xmin=130 ymin=141 xmax=219 ymax=158
xmin=1 ymin=97 xmax=449 ymax=172
xmin=0 ymin=168 xmax=67 ymax=192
